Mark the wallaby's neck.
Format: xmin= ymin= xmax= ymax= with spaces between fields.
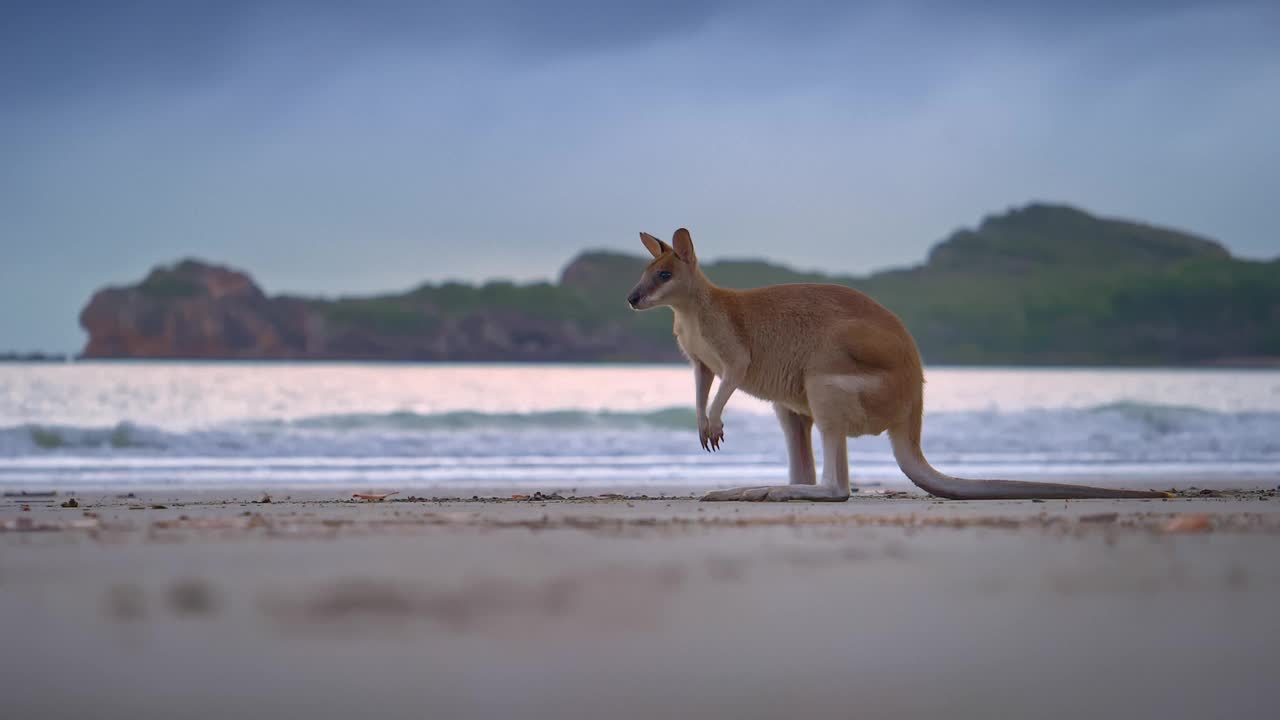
xmin=668 ymin=268 xmax=726 ymax=317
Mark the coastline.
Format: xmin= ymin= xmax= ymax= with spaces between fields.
xmin=5 ymin=487 xmax=1278 ymax=719
xmin=9 ymin=356 xmax=1280 ymax=369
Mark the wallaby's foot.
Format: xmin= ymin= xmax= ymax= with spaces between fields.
xmin=700 ymin=485 xmax=849 ymax=502
xmin=698 ymin=416 xmax=725 ymax=451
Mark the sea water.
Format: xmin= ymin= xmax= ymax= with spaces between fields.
xmin=1 ymin=362 xmax=1278 ymax=492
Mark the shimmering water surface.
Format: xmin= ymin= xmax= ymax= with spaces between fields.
xmin=2 ymin=363 xmax=1278 ymax=491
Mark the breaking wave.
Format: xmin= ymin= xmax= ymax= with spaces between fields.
xmin=3 ymin=403 xmax=1280 ymax=454
xmin=9 ymin=422 xmax=165 ymax=451
xmin=3 ymin=403 xmax=1278 ymax=490
xmin=0 ymin=408 xmax=704 ymax=457
xmin=275 ymin=407 xmax=700 ymax=432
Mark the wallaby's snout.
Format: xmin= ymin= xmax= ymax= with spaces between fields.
xmin=626 ymin=274 xmax=661 ymax=310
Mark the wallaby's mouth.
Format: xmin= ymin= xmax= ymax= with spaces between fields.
xmin=626 ymin=290 xmax=645 ymax=309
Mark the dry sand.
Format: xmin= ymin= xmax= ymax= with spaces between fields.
xmin=4 ymin=487 xmax=1279 ymax=719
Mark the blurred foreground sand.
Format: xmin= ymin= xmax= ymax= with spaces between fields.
xmin=4 ymin=488 xmax=1279 ymax=719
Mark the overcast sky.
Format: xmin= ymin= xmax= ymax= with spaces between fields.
xmin=3 ymin=0 xmax=1278 ymax=351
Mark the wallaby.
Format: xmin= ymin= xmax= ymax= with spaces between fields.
xmin=626 ymin=228 xmax=1169 ymax=501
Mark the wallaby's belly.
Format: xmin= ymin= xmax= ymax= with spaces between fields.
xmin=741 ymin=359 xmax=810 ymax=409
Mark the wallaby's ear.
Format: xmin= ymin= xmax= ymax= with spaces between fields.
xmin=672 ymin=228 xmax=696 ymax=264
xmin=640 ymin=232 xmax=670 ymax=258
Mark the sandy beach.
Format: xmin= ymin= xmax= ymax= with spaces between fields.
xmin=3 ymin=486 xmax=1278 ymax=719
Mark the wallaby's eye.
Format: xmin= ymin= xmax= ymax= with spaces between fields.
xmin=657 ymin=271 xmax=673 ymax=281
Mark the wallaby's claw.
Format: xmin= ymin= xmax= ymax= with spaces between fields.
xmin=698 ymin=417 xmax=723 ymax=452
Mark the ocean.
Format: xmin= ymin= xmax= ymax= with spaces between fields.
xmin=2 ymin=362 xmax=1278 ymax=493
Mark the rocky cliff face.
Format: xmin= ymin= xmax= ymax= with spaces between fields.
xmin=80 ymin=261 xmax=312 ymax=359
xmin=79 ymin=259 xmax=676 ymax=361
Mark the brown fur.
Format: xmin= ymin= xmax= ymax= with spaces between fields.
xmin=628 ymin=229 xmax=1168 ymax=501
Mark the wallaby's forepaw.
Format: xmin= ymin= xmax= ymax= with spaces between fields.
xmin=699 ymin=417 xmax=725 ymax=452
xmin=701 ymin=485 xmax=849 ymax=502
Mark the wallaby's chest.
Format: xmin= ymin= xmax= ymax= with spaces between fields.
xmin=673 ymin=314 xmax=726 ymax=376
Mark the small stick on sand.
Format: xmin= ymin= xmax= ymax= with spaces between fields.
xmin=352 ymin=492 xmax=399 ymax=502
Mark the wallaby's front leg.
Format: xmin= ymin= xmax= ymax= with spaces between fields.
xmin=703 ymin=356 xmax=745 ymax=451
xmin=693 ymin=360 xmax=717 ymax=451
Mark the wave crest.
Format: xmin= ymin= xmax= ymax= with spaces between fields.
xmin=13 ymin=422 xmax=162 ymax=451
xmin=277 ymin=407 xmax=699 ymax=431
xmin=4 ymin=403 xmax=1278 ymax=463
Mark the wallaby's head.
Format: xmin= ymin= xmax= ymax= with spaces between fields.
xmin=627 ymin=228 xmax=701 ymax=310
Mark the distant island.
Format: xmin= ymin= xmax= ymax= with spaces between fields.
xmin=0 ymin=352 xmax=70 ymax=363
xmin=78 ymin=203 xmax=1280 ymax=366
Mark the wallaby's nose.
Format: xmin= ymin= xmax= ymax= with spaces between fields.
xmin=626 ymin=291 xmax=642 ymax=308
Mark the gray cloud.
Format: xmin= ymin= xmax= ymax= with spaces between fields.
xmin=2 ymin=1 xmax=1277 ymax=350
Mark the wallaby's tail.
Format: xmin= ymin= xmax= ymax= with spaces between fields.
xmin=889 ymin=399 xmax=1171 ymax=500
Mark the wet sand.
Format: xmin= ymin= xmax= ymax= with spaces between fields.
xmin=4 ymin=487 xmax=1279 ymax=719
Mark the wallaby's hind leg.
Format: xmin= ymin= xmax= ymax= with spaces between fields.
xmin=700 ymin=413 xmax=849 ymax=502
xmin=776 ymin=404 xmax=816 ymax=485
xmin=815 ymin=426 xmax=850 ymax=497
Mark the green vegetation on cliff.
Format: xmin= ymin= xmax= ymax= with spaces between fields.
xmin=81 ymin=203 xmax=1280 ymax=364
xmin=537 ymin=203 xmax=1279 ymax=365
